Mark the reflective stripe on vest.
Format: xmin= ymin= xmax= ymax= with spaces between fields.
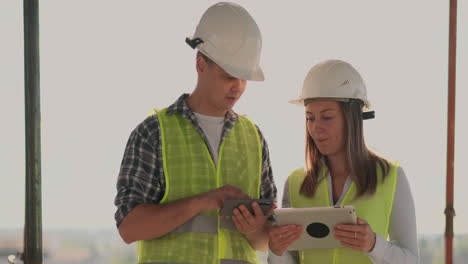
xmin=138 ymin=108 xmax=262 ymax=264
xmin=289 ymin=162 xmax=399 ymax=264
xmin=167 ymin=214 xmax=237 ymax=235
xmin=141 ymin=260 xmax=253 ymax=264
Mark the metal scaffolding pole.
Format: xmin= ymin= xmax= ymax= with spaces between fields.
xmin=23 ymin=0 xmax=43 ymax=263
xmin=445 ymin=0 xmax=457 ymax=263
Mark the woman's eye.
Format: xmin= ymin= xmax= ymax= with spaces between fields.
xmin=306 ymin=117 xmax=314 ymax=122
xmin=322 ymin=116 xmax=332 ymax=121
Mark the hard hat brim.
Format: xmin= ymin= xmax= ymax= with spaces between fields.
xmin=288 ymin=97 xmax=349 ymax=106
xmin=288 ymin=99 xmax=305 ymax=106
xmin=234 ymin=66 xmax=264 ymax=81
xmin=220 ymin=64 xmax=265 ymax=81
xmin=289 ymin=97 xmax=371 ymax=110
xmin=189 ymin=39 xmax=265 ymax=81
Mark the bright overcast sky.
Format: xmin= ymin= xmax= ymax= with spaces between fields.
xmin=1 ymin=1 xmax=467 ymax=235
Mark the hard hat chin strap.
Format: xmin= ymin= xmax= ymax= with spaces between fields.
xmin=186 ymin=38 xmax=204 ymax=49
xmin=362 ymin=111 xmax=375 ymax=120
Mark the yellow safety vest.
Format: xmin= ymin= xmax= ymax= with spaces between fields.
xmin=289 ymin=162 xmax=399 ymax=264
xmin=138 ymin=108 xmax=262 ymax=264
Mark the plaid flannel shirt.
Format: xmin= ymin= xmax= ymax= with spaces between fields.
xmin=114 ymin=94 xmax=277 ymax=226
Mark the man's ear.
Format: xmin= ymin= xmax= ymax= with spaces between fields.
xmin=196 ymin=55 xmax=208 ymax=74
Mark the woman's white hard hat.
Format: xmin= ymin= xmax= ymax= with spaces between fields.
xmin=290 ymin=60 xmax=371 ymax=110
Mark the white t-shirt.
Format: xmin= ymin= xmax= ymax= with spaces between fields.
xmin=193 ymin=112 xmax=225 ymax=164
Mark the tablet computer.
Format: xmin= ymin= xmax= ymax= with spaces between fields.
xmin=220 ymin=199 xmax=274 ymax=217
xmin=274 ymin=205 xmax=357 ymax=250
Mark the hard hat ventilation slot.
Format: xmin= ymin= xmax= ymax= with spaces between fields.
xmin=339 ymin=80 xmax=349 ymax=87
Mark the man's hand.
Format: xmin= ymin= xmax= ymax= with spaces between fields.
xmin=232 ymin=202 xmax=277 ymax=251
xmin=198 ymin=184 xmax=250 ymax=211
xmin=232 ymin=202 xmax=276 ymax=234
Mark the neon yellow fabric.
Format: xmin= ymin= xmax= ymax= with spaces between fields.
xmin=289 ymin=162 xmax=399 ymax=264
xmin=138 ymin=108 xmax=262 ymax=264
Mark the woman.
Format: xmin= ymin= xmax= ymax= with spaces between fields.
xmin=268 ymin=60 xmax=419 ymax=263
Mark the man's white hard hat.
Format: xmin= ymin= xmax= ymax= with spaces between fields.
xmin=186 ymin=2 xmax=264 ymax=81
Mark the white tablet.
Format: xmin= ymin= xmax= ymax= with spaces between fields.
xmin=273 ymin=205 xmax=357 ymax=250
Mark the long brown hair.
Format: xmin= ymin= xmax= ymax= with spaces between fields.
xmin=300 ymin=99 xmax=390 ymax=198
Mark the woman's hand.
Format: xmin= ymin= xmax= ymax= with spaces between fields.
xmin=268 ymin=224 xmax=302 ymax=256
xmin=333 ymin=218 xmax=376 ymax=252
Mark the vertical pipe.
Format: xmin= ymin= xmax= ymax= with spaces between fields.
xmin=23 ymin=0 xmax=43 ymax=263
xmin=445 ymin=0 xmax=457 ymax=263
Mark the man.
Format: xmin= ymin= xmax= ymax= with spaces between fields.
xmin=114 ymin=2 xmax=277 ymax=264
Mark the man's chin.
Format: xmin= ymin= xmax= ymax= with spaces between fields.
xmin=224 ymin=101 xmax=237 ymax=109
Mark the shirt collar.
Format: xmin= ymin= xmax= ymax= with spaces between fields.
xmin=166 ymin=93 xmax=238 ymax=122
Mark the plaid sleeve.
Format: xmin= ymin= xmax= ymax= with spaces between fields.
xmin=114 ymin=115 xmax=165 ymax=227
xmin=256 ymin=125 xmax=277 ymax=201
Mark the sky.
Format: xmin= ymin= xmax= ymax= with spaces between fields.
xmin=1 ymin=0 xmax=467 ymax=235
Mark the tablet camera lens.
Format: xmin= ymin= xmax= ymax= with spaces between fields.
xmin=306 ymin=222 xmax=329 ymax=238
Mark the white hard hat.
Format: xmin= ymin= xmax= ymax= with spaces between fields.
xmin=290 ymin=60 xmax=371 ymax=109
xmin=186 ymin=2 xmax=264 ymax=81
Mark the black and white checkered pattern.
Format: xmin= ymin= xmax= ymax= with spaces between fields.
xmin=114 ymin=94 xmax=277 ymax=226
